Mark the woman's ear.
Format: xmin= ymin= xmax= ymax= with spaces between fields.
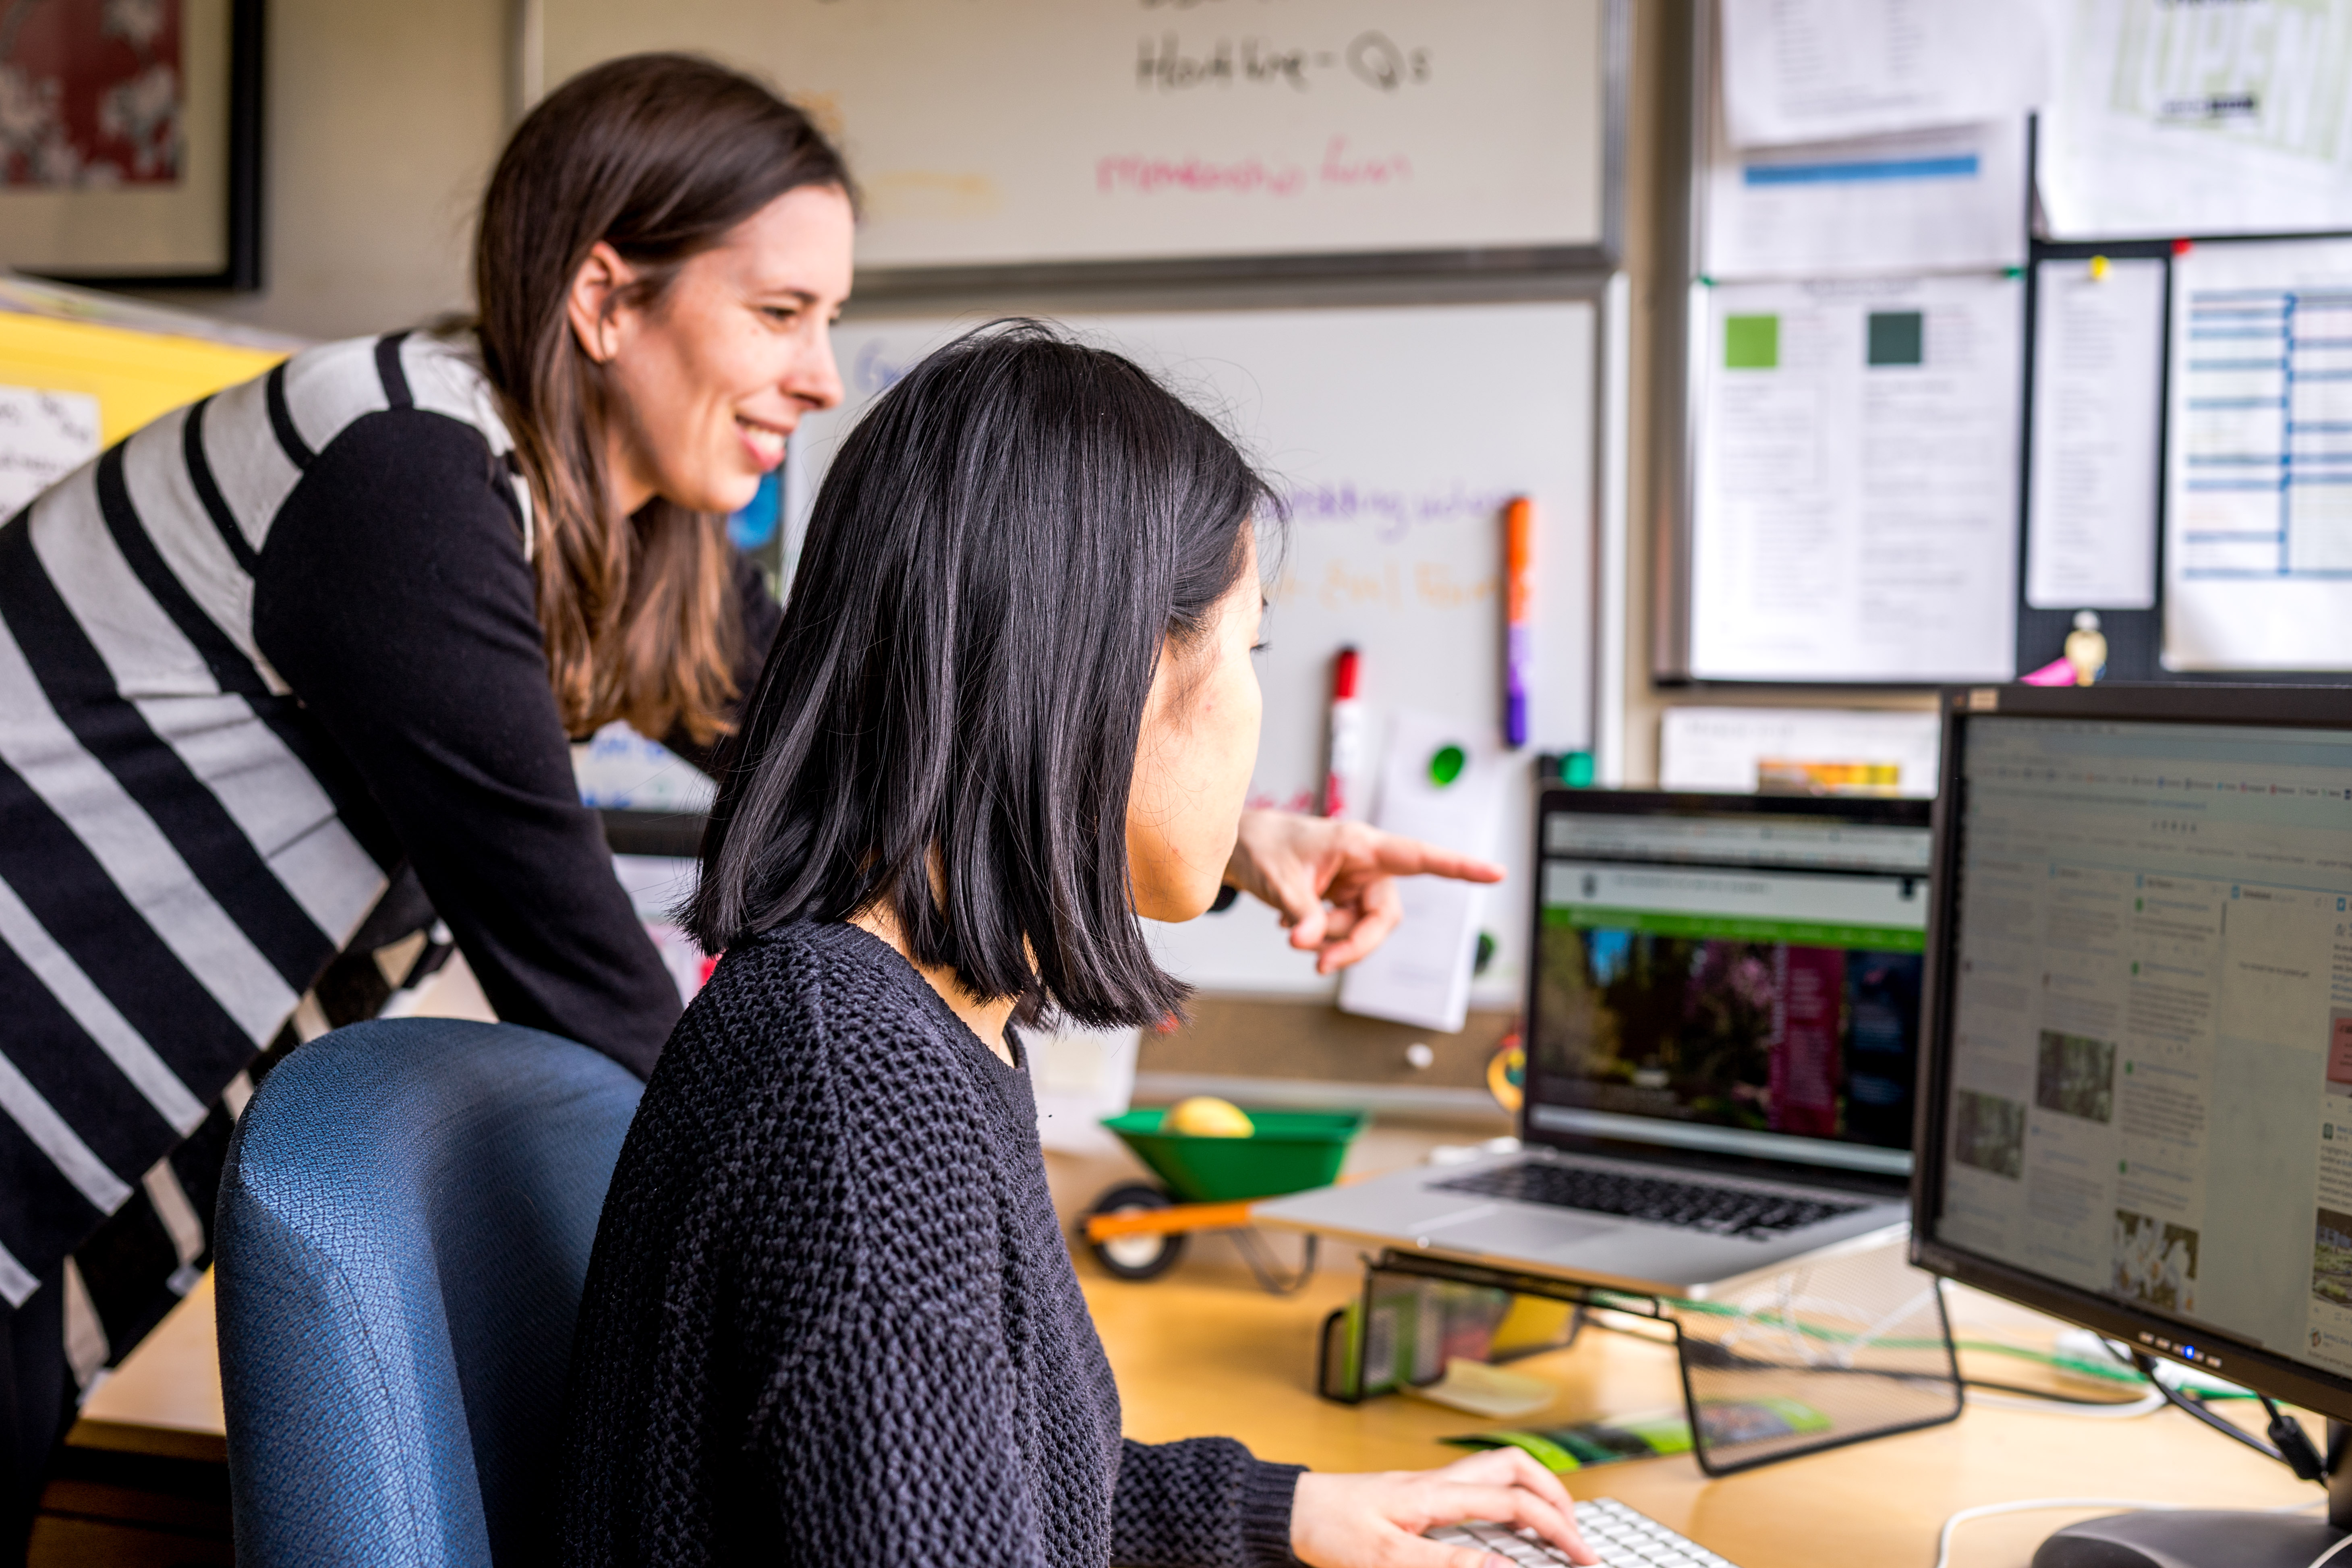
xmin=564 ymin=241 xmax=637 ymax=365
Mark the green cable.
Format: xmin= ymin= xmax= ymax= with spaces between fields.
xmin=1594 ymin=1295 xmax=2258 ymax=1400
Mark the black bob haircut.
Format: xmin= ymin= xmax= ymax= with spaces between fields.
xmin=686 ymin=320 xmax=1277 ymax=1027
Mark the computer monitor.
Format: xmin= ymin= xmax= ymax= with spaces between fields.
xmin=1913 ymin=684 xmax=2352 ymax=1566
xmin=1526 ymin=789 xmax=1931 ymax=1183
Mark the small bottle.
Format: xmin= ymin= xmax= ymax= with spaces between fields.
xmin=2064 ymin=610 xmax=2108 ymax=687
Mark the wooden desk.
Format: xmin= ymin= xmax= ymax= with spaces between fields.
xmin=63 ymin=1252 xmax=2324 ymax=1568
xmin=75 ymin=1271 xmax=227 ymax=1458
xmin=1086 ymin=1264 xmax=2321 ymax=1568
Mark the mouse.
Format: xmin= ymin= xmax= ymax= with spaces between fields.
xmin=2031 ymin=1508 xmax=2339 ymax=1568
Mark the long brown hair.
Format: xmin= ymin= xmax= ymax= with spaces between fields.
xmin=473 ymin=54 xmax=852 ymax=746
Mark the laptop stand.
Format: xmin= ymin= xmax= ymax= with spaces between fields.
xmin=1316 ymin=1234 xmax=1962 ymax=1476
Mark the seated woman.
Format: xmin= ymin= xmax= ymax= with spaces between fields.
xmin=558 ymin=323 xmax=1599 ymax=1568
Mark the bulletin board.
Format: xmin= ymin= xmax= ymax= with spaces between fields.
xmin=779 ymin=301 xmax=1604 ymax=1005
xmin=535 ymin=0 xmax=1627 ymax=283
xmin=1660 ymin=0 xmax=2352 ymax=688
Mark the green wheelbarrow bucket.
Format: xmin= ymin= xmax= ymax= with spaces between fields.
xmin=1100 ymin=1109 xmax=1367 ymax=1205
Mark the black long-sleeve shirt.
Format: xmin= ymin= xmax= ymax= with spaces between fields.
xmin=257 ymin=400 xmax=777 ymax=1072
xmin=0 ymin=328 xmax=765 ymax=1301
xmin=559 ymin=918 xmax=1304 ymax=1567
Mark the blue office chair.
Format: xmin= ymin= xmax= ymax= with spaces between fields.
xmin=214 ymin=1017 xmax=643 ymax=1567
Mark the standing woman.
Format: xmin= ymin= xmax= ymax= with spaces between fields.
xmin=0 ymin=52 xmax=1495 ymax=1528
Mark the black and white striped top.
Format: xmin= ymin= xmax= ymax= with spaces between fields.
xmin=0 ymin=331 xmax=771 ymax=1307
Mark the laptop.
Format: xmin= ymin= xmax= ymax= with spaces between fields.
xmin=1256 ymin=787 xmax=1933 ymax=1297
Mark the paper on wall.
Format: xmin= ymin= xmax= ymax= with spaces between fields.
xmin=573 ymin=721 xmax=719 ymax=812
xmin=1337 ymin=712 xmax=1507 ymax=1034
xmin=1658 ymin=707 xmax=1942 ymax=798
xmin=2163 ymin=238 xmax=2352 ymax=670
xmin=1718 ymin=0 xmax=2050 ymax=147
xmin=2027 ymin=257 xmax=2165 ymax=611
xmin=2039 ymin=0 xmax=2352 ymax=241
xmin=1703 ymin=118 xmax=2028 ymax=280
xmin=609 ymin=853 xmax=713 ymax=1005
xmin=1030 ymin=1024 xmax=1142 ymax=1156
xmin=0 ymin=385 xmax=98 ymax=517
xmin=1688 ymin=273 xmax=2023 ymax=683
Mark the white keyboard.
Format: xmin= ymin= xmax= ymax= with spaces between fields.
xmin=1428 ymin=1499 xmax=1743 ymax=1568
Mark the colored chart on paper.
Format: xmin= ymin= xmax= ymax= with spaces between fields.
xmin=1689 ymin=273 xmax=2024 ymax=683
xmin=2165 ymin=238 xmax=2352 ymax=669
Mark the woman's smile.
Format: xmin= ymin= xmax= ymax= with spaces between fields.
xmin=737 ymin=414 xmax=790 ymax=470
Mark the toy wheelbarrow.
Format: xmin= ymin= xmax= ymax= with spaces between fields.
xmin=1079 ymin=1110 xmax=1366 ymax=1293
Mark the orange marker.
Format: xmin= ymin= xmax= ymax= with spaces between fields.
xmin=1504 ymin=497 xmax=1535 ymax=747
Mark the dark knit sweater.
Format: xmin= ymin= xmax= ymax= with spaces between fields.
xmin=557 ymin=920 xmax=1305 ymax=1567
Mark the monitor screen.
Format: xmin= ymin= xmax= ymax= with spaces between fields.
xmin=1929 ymin=712 xmax=2352 ymax=1393
xmin=1525 ymin=797 xmax=1932 ymax=1178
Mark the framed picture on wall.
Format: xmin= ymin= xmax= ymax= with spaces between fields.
xmin=0 ymin=0 xmax=263 ymax=288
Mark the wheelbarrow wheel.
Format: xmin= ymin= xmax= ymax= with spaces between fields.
xmin=1083 ymin=1182 xmax=1187 ymax=1282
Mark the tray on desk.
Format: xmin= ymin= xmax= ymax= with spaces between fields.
xmin=1317 ymin=1241 xmax=1961 ymax=1476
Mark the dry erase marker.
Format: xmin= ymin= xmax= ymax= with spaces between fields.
xmin=1323 ymin=646 xmax=1365 ymax=819
xmin=1504 ymin=497 xmax=1534 ymax=748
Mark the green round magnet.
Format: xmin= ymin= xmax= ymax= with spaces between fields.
xmin=1428 ymin=744 xmax=1467 ymax=786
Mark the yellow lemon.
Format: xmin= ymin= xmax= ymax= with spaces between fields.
xmin=1161 ymin=1096 xmax=1254 ymax=1138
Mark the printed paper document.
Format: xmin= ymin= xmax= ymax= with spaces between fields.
xmin=2039 ymin=0 xmax=2352 ymax=240
xmin=1658 ymin=707 xmax=1942 ymax=798
xmin=1703 ymin=117 xmax=2027 ymax=280
xmin=1689 ymin=273 xmax=2023 ymax=683
xmin=1718 ymin=0 xmax=2049 ymax=147
xmin=0 ymin=386 xmax=98 ymax=517
xmin=2164 ymin=238 xmax=2352 ymax=670
xmin=1337 ymin=711 xmax=1506 ymax=1033
xmin=2028 ymin=257 xmax=2165 ymax=611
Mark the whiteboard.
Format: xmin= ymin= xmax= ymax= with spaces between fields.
xmin=782 ymin=303 xmax=1598 ymax=1006
xmin=539 ymin=0 xmax=1614 ymax=272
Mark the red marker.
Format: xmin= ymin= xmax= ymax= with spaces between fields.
xmin=1323 ymin=646 xmax=1365 ymax=819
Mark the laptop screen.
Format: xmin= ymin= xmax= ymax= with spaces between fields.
xmin=1524 ymin=793 xmax=1933 ymax=1178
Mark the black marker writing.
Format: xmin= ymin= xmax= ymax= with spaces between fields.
xmin=1135 ymin=31 xmax=1431 ymax=93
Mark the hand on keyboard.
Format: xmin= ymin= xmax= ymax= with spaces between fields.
xmin=1429 ymin=1500 xmax=1743 ymax=1568
xmin=1289 ymin=1448 xmax=1598 ymax=1567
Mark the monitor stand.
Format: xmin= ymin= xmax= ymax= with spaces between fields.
xmin=2034 ymin=1421 xmax=2350 ymax=1568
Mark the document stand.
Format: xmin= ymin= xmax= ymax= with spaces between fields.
xmin=1317 ymin=1237 xmax=1962 ymax=1476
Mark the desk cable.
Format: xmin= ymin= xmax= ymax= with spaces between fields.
xmin=1961 ymin=1382 xmax=2166 ymax=1418
xmin=1927 ymin=1338 xmax=2348 ymax=1564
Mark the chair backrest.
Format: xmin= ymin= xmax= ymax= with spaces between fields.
xmin=216 ymin=1017 xmax=642 ymax=1568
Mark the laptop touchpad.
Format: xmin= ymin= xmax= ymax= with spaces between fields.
xmin=1421 ymin=1206 xmax=1612 ymax=1259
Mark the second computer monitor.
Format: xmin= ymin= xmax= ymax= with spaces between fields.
xmin=1915 ymin=685 xmax=2352 ymax=1425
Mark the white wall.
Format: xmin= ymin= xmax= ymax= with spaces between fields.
xmin=129 ymin=0 xmax=512 ymax=340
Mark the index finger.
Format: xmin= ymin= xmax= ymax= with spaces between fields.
xmin=1361 ymin=833 xmax=1506 ymax=884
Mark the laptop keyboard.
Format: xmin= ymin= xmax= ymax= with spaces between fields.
xmin=1429 ymin=1500 xmax=1743 ymax=1567
xmin=1432 ymin=1159 xmax=1863 ymax=1238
